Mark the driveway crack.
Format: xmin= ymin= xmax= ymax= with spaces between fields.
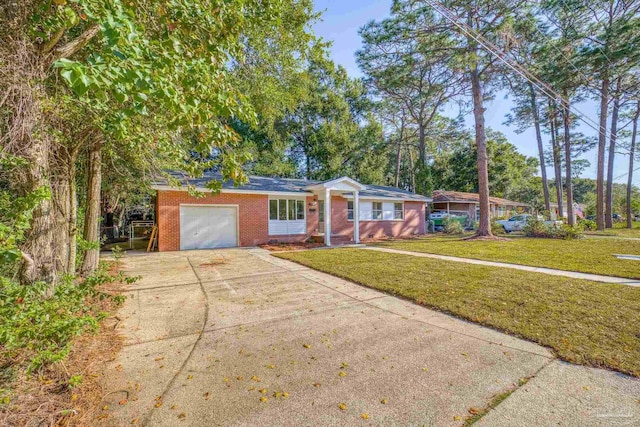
xmin=137 ymin=255 xmax=210 ymax=426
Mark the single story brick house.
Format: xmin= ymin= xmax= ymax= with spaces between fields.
xmin=431 ymin=190 xmax=529 ymax=220
xmin=152 ymin=172 xmax=430 ymax=251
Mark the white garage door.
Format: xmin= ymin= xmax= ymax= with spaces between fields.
xmin=180 ymin=205 xmax=238 ymax=250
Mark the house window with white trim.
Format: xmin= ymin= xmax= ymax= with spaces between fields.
xmin=269 ymin=199 xmax=306 ymax=221
xmin=268 ymin=198 xmax=306 ymax=236
xmin=347 ymin=201 xmax=354 ymax=220
xmin=394 ymin=202 xmax=404 ymax=220
xmin=372 ymin=202 xmax=383 ymax=220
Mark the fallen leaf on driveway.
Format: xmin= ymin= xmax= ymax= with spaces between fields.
xmin=131 ymin=418 xmax=139 ymax=424
xmin=303 ymin=344 xmax=311 ymax=349
xmin=119 ymin=399 xmax=128 ymax=405
xmin=380 ymin=398 xmax=387 ymax=404
xmin=338 ymin=371 xmax=347 ymax=377
xmin=178 ymin=412 xmax=186 ymax=419
xmin=313 ymin=383 xmax=321 ymax=387
xmin=468 ymin=407 xmax=481 ymax=415
xmin=361 ymin=413 xmax=370 ymax=420
xmin=258 ymin=388 xmax=267 ymax=394
xmin=453 ymin=415 xmax=462 ymax=421
xmin=251 ymin=375 xmax=261 ymax=382
xmin=260 ymin=396 xmax=268 ymax=403
xmin=338 ymin=403 xmax=347 ymax=411
xmin=155 ymin=402 xmax=163 ymax=408
xmin=203 ymin=392 xmax=210 ymax=400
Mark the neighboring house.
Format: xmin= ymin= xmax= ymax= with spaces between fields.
xmin=550 ymin=202 xmax=585 ymax=221
xmin=430 ymin=190 xmax=529 ymax=221
xmin=152 ymin=172 xmax=430 ymax=251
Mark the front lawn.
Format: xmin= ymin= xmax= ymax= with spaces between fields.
xmin=587 ymin=221 xmax=640 ymax=239
xmin=373 ymin=235 xmax=640 ymax=279
xmin=275 ymin=248 xmax=640 ymax=377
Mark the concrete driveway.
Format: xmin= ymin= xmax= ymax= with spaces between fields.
xmin=100 ymin=248 xmax=640 ymax=426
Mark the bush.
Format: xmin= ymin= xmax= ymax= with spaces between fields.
xmin=0 ymin=264 xmax=127 ymax=373
xmin=579 ymin=219 xmax=597 ymax=231
xmin=556 ymin=224 xmax=585 ymax=240
xmin=523 ymin=217 xmax=584 ymax=240
xmin=522 ymin=216 xmax=550 ymax=238
xmin=442 ymin=215 xmax=464 ymax=234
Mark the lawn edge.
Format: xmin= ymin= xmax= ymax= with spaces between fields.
xmin=272 ymin=251 xmax=640 ymax=379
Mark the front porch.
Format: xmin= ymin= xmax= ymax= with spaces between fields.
xmin=304 ymin=177 xmax=366 ymax=246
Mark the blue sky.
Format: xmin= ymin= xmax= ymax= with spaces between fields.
xmin=312 ymin=0 xmax=632 ymax=184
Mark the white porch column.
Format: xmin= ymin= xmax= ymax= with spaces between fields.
xmin=353 ymin=190 xmax=360 ymax=243
xmin=324 ymin=188 xmax=331 ymax=246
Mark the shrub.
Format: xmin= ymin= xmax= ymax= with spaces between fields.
xmin=556 ymin=224 xmax=585 ymax=240
xmin=442 ymin=216 xmax=464 ymax=234
xmin=523 ymin=217 xmax=584 ymax=240
xmin=579 ymin=219 xmax=597 ymax=231
xmin=522 ymin=216 xmax=550 ymax=238
xmin=0 ymin=264 xmax=127 ymax=373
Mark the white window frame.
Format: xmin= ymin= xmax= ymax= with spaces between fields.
xmin=268 ymin=197 xmax=306 ymax=236
xmin=348 ymin=200 xmax=405 ymax=222
xmin=394 ymin=202 xmax=404 ymax=220
xmin=269 ymin=198 xmax=306 ymax=222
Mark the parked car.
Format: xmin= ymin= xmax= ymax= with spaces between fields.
xmin=495 ymin=214 xmax=562 ymax=233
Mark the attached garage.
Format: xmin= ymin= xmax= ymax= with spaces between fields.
xmin=179 ymin=205 xmax=239 ymax=250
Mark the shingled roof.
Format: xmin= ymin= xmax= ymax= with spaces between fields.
xmin=432 ymin=190 xmax=528 ymax=207
xmin=152 ymin=171 xmax=430 ymax=202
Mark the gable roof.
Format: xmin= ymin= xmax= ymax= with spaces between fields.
xmin=152 ymin=171 xmax=430 ymax=202
xmin=432 ymin=190 xmax=528 ymax=207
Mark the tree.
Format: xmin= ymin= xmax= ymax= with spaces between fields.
xmin=627 ymin=101 xmax=640 ymax=228
xmin=357 ymin=1 xmax=465 ymax=194
xmin=1 ymin=0 xmax=318 ymax=283
xmin=431 ymin=129 xmax=538 ymax=200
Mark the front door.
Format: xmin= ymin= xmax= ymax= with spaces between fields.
xmin=318 ymin=200 xmax=325 ymax=233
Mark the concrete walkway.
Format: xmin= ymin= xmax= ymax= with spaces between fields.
xmin=362 ymin=246 xmax=640 ymax=287
xmin=98 ymin=248 xmax=640 ymax=426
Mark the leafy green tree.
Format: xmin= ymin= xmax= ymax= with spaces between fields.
xmin=357 ymin=0 xmax=465 ymax=195
xmin=1 ymin=0 xmax=317 ymax=283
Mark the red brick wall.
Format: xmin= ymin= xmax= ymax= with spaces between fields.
xmin=157 ymin=191 xmax=425 ymax=251
xmin=157 ymin=191 xmax=320 ymax=251
xmin=331 ymin=196 xmax=425 ymax=240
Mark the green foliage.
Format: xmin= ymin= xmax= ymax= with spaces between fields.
xmin=523 ymin=216 xmax=583 ymax=240
xmin=0 ymin=264 xmax=127 ymax=373
xmin=442 ymin=216 xmax=465 ymax=234
xmin=431 ymin=129 xmax=538 ymax=201
xmin=579 ymin=219 xmax=597 ymax=231
xmin=0 ymin=156 xmax=50 ymax=271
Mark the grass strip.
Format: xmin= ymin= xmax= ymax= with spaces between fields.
xmin=275 ymin=248 xmax=640 ymax=377
xmin=373 ymin=235 xmax=640 ymax=279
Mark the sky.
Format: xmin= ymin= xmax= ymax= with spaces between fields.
xmin=312 ymin=0 xmax=633 ymax=184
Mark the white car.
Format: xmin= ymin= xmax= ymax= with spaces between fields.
xmin=496 ymin=214 xmax=561 ymax=233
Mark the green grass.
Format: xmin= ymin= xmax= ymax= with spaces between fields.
xmin=275 ymin=248 xmax=640 ymax=377
xmin=372 ymin=235 xmax=640 ymax=279
xmin=587 ymin=221 xmax=640 ymax=239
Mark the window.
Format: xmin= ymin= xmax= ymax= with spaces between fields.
xmin=394 ymin=202 xmax=403 ymax=220
xmin=347 ymin=201 xmax=354 ymax=220
xmin=318 ymin=200 xmax=324 ymax=222
xmin=372 ymin=202 xmax=382 ymax=220
xmin=270 ymin=199 xmax=306 ymax=221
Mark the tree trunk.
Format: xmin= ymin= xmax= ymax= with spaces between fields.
xmin=68 ymin=148 xmax=79 ymax=275
xmin=395 ymin=119 xmax=405 ymax=187
xmin=80 ymin=136 xmax=103 ymax=276
xmin=605 ymin=86 xmax=620 ymax=228
xmin=470 ymin=62 xmax=491 ymax=236
xmin=627 ymin=101 xmax=639 ymax=229
xmin=17 ymin=142 xmax=57 ymax=285
xmin=549 ymin=102 xmax=564 ymax=219
xmin=596 ymin=76 xmax=609 ymax=230
xmin=407 ymin=147 xmax=416 ymax=193
xmin=394 ymin=141 xmax=402 ymax=187
xmin=562 ymin=93 xmax=574 ymax=226
xmin=51 ymin=165 xmax=70 ymax=275
xmin=529 ymin=83 xmax=550 ymax=212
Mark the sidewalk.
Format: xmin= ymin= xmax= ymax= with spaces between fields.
xmin=361 ymin=246 xmax=640 ymax=287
